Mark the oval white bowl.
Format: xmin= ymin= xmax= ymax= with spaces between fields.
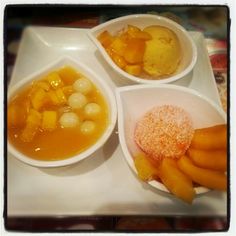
xmin=116 ymin=84 xmax=226 ymax=194
xmin=8 ymin=56 xmax=117 ymax=168
xmin=88 ymin=14 xmax=197 ymax=85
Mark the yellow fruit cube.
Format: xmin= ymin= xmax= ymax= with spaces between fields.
xmin=62 ymin=85 xmax=74 ymax=96
xmin=109 ymin=37 xmax=127 ymax=56
xmin=41 ymin=111 xmax=57 ymax=131
xmin=58 ymin=66 xmax=79 ymax=85
xmin=31 ymin=88 xmax=47 ymax=110
xmin=21 ymin=109 xmax=42 ymax=142
xmin=46 ymin=72 xmax=64 ymax=89
xmin=55 ymin=88 xmax=67 ymax=105
xmin=125 ymin=64 xmax=142 ymax=76
xmin=8 ymin=104 xmax=26 ymax=128
xmin=97 ymin=30 xmax=115 ymax=48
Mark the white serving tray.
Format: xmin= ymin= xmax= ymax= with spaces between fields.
xmin=7 ymin=26 xmax=226 ymax=217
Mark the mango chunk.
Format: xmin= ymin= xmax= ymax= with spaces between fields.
xmin=124 ymin=38 xmax=145 ymax=64
xmin=190 ymin=124 xmax=227 ymax=150
xmin=187 ymin=148 xmax=227 ymax=172
xmin=97 ymin=30 xmax=115 ymax=48
xmin=46 ymin=72 xmax=64 ymax=89
xmin=177 ymin=155 xmax=227 ymax=191
xmin=125 ymin=64 xmax=142 ymax=76
xmin=47 ymin=89 xmax=67 ymax=106
xmin=106 ymin=48 xmax=127 ymax=69
xmin=134 ymin=153 xmax=160 ymax=181
xmin=62 ymin=85 xmax=74 ymax=96
xmin=35 ymin=81 xmax=50 ymax=91
xmin=55 ymin=88 xmax=67 ymax=105
xmin=58 ymin=66 xmax=79 ymax=85
xmin=109 ymin=37 xmax=127 ymax=56
xmin=8 ymin=104 xmax=26 ymax=128
xmin=31 ymin=88 xmax=47 ymax=110
xmin=41 ymin=111 xmax=57 ymax=131
xmin=20 ymin=109 xmax=41 ymax=142
xmin=159 ymin=158 xmax=195 ymax=204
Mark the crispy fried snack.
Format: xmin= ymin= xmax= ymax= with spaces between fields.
xmin=187 ymin=148 xmax=227 ymax=172
xmin=177 ymin=155 xmax=227 ymax=191
xmin=159 ymin=158 xmax=195 ymax=204
xmin=190 ymin=124 xmax=227 ymax=150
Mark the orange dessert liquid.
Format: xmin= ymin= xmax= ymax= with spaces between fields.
xmin=8 ymin=66 xmax=109 ymax=161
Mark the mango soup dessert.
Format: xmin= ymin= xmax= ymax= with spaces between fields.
xmin=97 ymin=25 xmax=182 ymax=79
xmin=8 ymin=66 xmax=109 ymax=161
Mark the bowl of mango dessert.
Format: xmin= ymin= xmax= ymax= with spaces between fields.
xmin=88 ymin=14 xmax=197 ymax=84
xmin=8 ymin=56 xmax=117 ymax=167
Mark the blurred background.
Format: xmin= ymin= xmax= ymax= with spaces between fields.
xmin=5 ymin=4 xmax=229 ymax=232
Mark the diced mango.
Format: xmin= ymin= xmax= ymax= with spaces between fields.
xmin=124 ymin=38 xmax=145 ymax=64
xmin=106 ymin=48 xmax=127 ymax=69
xmin=177 ymin=155 xmax=227 ymax=191
xmin=97 ymin=30 xmax=115 ymax=48
xmin=125 ymin=64 xmax=142 ymax=76
xmin=58 ymin=66 xmax=79 ymax=85
xmin=20 ymin=109 xmax=41 ymax=142
xmin=109 ymin=37 xmax=127 ymax=56
xmin=159 ymin=158 xmax=196 ymax=204
xmin=134 ymin=153 xmax=160 ymax=181
xmin=35 ymin=81 xmax=50 ymax=91
xmin=126 ymin=25 xmax=152 ymax=40
xmin=62 ymin=85 xmax=74 ymax=96
xmin=41 ymin=111 xmax=57 ymax=131
xmin=8 ymin=104 xmax=26 ymax=128
xmin=26 ymin=109 xmax=41 ymax=126
xmin=126 ymin=25 xmax=140 ymax=35
xmin=47 ymin=90 xmax=59 ymax=106
xmin=47 ymin=89 xmax=67 ymax=106
xmin=46 ymin=72 xmax=64 ymax=89
xmin=31 ymin=88 xmax=47 ymax=110
xmin=55 ymin=88 xmax=67 ymax=105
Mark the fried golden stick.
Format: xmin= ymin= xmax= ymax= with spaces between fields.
xmin=159 ymin=158 xmax=196 ymax=204
xmin=187 ymin=148 xmax=227 ymax=172
xmin=190 ymin=124 xmax=227 ymax=150
xmin=177 ymin=156 xmax=227 ymax=191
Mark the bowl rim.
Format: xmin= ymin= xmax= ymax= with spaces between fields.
xmin=88 ymin=14 xmax=198 ymax=84
xmin=115 ymin=84 xmax=226 ymax=194
xmin=8 ymin=56 xmax=117 ymax=168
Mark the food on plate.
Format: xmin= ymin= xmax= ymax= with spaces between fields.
xmin=134 ymin=152 xmax=160 ymax=181
xmin=190 ymin=124 xmax=227 ymax=150
xmin=8 ymin=66 xmax=109 ymax=161
xmin=97 ymin=24 xmax=182 ymax=79
xmin=187 ymin=148 xmax=227 ymax=172
xmin=159 ymin=158 xmax=195 ymax=204
xmin=143 ymin=26 xmax=182 ymax=77
xmin=177 ymin=155 xmax=227 ymax=191
xmin=132 ymin=105 xmax=227 ymax=203
xmin=134 ymin=105 xmax=194 ymax=162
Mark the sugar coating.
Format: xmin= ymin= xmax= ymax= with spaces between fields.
xmin=134 ymin=105 xmax=194 ymax=161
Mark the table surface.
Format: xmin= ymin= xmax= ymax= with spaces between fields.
xmin=5 ymin=5 xmax=229 ymax=232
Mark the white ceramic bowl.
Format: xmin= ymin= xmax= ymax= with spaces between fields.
xmin=8 ymin=56 xmax=117 ymax=168
xmin=116 ymin=84 xmax=226 ymax=194
xmin=88 ymin=14 xmax=197 ymax=85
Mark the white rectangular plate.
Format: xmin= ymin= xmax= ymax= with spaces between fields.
xmin=8 ymin=27 xmax=226 ymax=217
